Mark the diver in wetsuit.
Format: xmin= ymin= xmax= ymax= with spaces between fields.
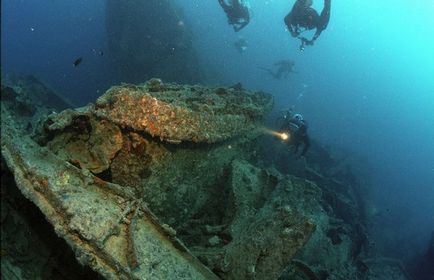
xmin=260 ymin=59 xmax=296 ymax=79
xmin=281 ymin=112 xmax=311 ymax=157
xmin=233 ymin=38 xmax=248 ymax=53
xmin=218 ymin=0 xmax=251 ymax=32
xmin=284 ymin=0 xmax=331 ymax=50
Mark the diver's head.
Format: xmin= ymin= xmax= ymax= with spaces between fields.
xmin=293 ymin=113 xmax=303 ymax=122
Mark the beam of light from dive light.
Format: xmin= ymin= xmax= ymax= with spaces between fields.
xmin=261 ymin=127 xmax=290 ymax=141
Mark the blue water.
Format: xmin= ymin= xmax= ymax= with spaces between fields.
xmin=2 ymin=0 xmax=434 ymax=269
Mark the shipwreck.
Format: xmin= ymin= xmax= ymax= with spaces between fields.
xmin=1 ymin=75 xmax=410 ymax=279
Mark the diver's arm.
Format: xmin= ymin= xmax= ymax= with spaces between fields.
xmin=259 ymin=67 xmax=278 ymax=79
xmin=284 ymin=0 xmax=305 ymax=37
xmin=233 ymin=21 xmax=247 ymax=32
xmin=287 ymin=0 xmax=316 ymax=37
xmin=218 ymin=0 xmax=230 ymax=12
xmin=284 ymin=12 xmax=299 ymax=37
xmin=311 ymin=28 xmax=323 ymax=43
xmin=314 ymin=0 xmax=331 ymax=40
xmin=318 ymin=0 xmax=331 ymax=30
xmin=306 ymin=0 xmax=331 ymax=44
xmin=233 ymin=13 xmax=249 ymax=31
xmin=298 ymin=31 xmax=320 ymax=49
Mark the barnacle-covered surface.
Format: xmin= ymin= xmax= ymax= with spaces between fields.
xmin=94 ymin=79 xmax=273 ymax=143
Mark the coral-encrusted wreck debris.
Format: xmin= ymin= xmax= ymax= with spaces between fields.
xmin=1 ymin=76 xmax=411 ymax=279
xmin=94 ymin=79 xmax=273 ymax=143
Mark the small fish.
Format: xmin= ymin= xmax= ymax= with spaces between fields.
xmin=73 ymin=57 xmax=83 ymax=67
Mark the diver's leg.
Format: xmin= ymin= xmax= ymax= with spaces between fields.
xmin=259 ymin=67 xmax=276 ymax=79
xmin=301 ymin=136 xmax=311 ymax=156
xmin=318 ymin=0 xmax=331 ymax=30
xmin=218 ymin=0 xmax=231 ymax=13
xmin=275 ymin=69 xmax=283 ymax=79
xmin=293 ymin=142 xmax=300 ymax=154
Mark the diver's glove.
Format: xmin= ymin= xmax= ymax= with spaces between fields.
xmin=299 ymin=41 xmax=305 ymax=51
xmin=299 ymin=37 xmax=314 ymax=51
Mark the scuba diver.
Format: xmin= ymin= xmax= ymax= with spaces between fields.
xmin=284 ymin=0 xmax=331 ymax=51
xmin=218 ymin=0 xmax=251 ymax=32
xmin=259 ymin=59 xmax=297 ymax=79
xmin=233 ymin=38 xmax=248 ymax=53
xmin=280 ymin=110 xmax=311 ymax=157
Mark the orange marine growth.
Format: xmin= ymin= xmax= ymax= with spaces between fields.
xmin=148 ymin=121 xmax=160 ymax=135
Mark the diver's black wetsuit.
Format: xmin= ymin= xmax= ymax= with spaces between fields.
xmin=218 ymin=0 xmax=250 ymax=31
xmin=293 ymin=122 xmax=310 ymax=156
xmin=281 ymin=117 xmax=311 ymax=157
xmin=284 ymin=0 xmax=331 ymax=49
xmin=260 ymin=60 xmax=296 ymax=79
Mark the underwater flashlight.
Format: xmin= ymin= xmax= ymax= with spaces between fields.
xmin=261 ymin=128 xmax=290 ymax=141
xmin=279 ymin=133 xmax=289 ymax=140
